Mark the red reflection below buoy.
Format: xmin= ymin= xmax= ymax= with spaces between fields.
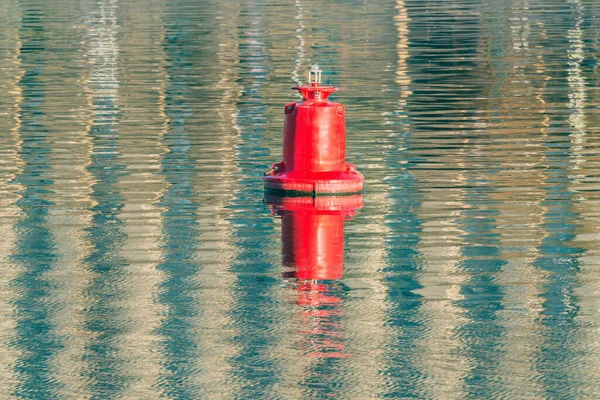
xmin=264 ymin=64 xmax=364 ymax=195
xmin=266 ymin=193 xmax=363 ymax=358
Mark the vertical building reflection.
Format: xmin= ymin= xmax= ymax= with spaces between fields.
xmin=394 ymin=0 xmax=412 ymax=117
xmin=567 ymin=0 xmax=587 ymax=149
xmin=0 ymin=0 xmax=24 ymax=392
xmin=153 ymin=1 xmax=228 ymax=397
xmin=486 ymin=2 xmax=549 ymax=396
xmin=80 ymin=0 xmax=128 ymax=395
xmin=405 ymin=1 xmax=485 ymax=396
xmin=346 ymin=0 xmax=424 ymax=396
xmin=154 ymin=10 xmax=200 ymax=395
xmin=341 ymin=1 xmax=412 ymax=397
xmin=412 ymin=185 xmax=470 ymax=399
xmin=187 ymin=1 xmax=243 ymax=394
xmin=566 ymin=0 xmax=600 ymax=395
xmin=9 ymin=4 xmax=61 ymax=398
xmin=216 ymin=2 xmax=284 ymax=397
xmin=40 ymin=1 xmax=97 ymax=397
xmin=112 ymin=0 xmax=169 ymax=396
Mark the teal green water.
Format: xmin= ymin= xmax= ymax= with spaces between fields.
xmin=1 ymin=0 xmax=600 ymax=398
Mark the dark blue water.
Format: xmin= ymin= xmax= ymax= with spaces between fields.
xmin=1 ymin=0 xmax=600 ymax=398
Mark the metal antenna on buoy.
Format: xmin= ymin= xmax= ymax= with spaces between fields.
xmin=308 ymin=63 xmax=322 ymax=85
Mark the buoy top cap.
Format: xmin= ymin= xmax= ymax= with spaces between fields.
xmin=292 ymin=64 xmax=338 ymax=100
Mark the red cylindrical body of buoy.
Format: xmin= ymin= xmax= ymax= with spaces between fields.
xmin=264 ymin=65 xmax=363 ymax=196
xmin=282 ymin=94 xmax=345 ymax=175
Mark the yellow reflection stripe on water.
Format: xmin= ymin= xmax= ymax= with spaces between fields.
xmin=567 ymin=0 xmax=587 ymax=144
xmin=407 ymin=5 xmax=479 ymax=396
xmin=0 ymin=0 xmax=24 ymax=394
xmin=190 ymin=214 xmax=241 ymax=398
xmin=485 ymin=6 xmax=550 ymax=396
xmin=342 ymin=208 xmax=393 ymax=400
xmin=394 ymin=0 xmax=412 ymax=100
xmin=78 ymin=0 xmax=126 ymax=395
xmin=111 ymin=0 xmax=171 ymax=397
xmin=190 ymin=4 xmax=243 ymax=395
xmin=39 ymin=2 xmax=99 ymax=398
xmin=567 ymin=0 xmax=600 ymax=395
xmin=571 ymin=197 xmax=600 ymax=397
xmin=412 ymin=187 xmax=470 ymax=399
xmin=339 ymin=2 xmax=411 ymax=396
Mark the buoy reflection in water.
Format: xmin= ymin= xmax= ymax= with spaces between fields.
xmin=266 ymin=195 xmax=363 ymax=358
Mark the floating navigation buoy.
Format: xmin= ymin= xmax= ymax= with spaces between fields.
xmin=264 ymin=64 xmax=364 ymax=196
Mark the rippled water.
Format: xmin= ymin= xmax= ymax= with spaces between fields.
xmin=2 ymin=0 xmax=600 ymax=398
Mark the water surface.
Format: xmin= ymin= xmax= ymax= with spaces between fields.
xmin=1 ymin=0 xmax=600 ymax=398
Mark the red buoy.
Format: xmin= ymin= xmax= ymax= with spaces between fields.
xmin=264 ymin=64 xmax=363 ymax=196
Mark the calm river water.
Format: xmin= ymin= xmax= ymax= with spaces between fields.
xmin=1 ymin=0 xmax=600 ymax=398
